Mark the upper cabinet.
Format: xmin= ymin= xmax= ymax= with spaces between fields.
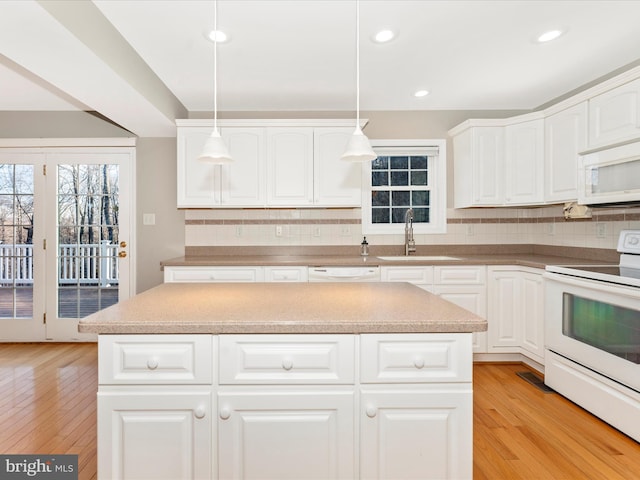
xmin=176 ymin=120 xmax=362 ymax=209
xmin=588 ymin=78 xmax=640 ymax=149
xmin=451 ymin=115 xmax=543 ymax=208
xmin=544 ymin=102 xmax=587 ymax=203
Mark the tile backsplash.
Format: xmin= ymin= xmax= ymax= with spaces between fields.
xmin=185 ymin=205 xmax=640 ymax=251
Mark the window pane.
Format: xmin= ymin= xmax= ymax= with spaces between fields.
xmin=412 ymin=191 xmax=430 ymax=206
xmin=414 ymin=208 xmax=430 ymax=223
xmin=392 ymin=208 xmax=409 ymax=223
xmin=410 ymin=156 xmax=428 ymax=170
xmin=411 ymin=171 xmax=427 ymax=185
xmin=372 ymin=190 xmax=390 ymax=207
xmin=390 ymin=156 xmax=409 ymax=169
xmin=391 ymin=191 xmax=410 ymax=206
xmin=372 ymin=208 xmax=390 ymax=223
xmin=372 ymin=171 xmax=388 ymax=186
xmin=390 ymin=171 xmax=408 ymax=186
xmin=372 ymin=157 xmax=389 ymax=170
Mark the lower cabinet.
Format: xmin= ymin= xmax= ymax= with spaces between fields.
xmin=97 ymin=333 xmax=473 ymax=480
xmin=97 ymin=387 xmax=212 ymax=480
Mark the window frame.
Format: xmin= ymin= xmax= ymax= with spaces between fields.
xmin=361 ymin=139 xmax=447 ymax=235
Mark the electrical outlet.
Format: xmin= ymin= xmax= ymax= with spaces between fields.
xmin=275 ymin=225 xmax=283 ymax=237
xmin=235 ymin=225 xmax=242 ymax=237
xmin=340 ymin=226 xmax=351 ymax=236
xmin=545 ymin=223 xmax=555 ymax=235
xmin=466 ymin=224 xmax=474 ymax=236
xmin=596 ymin=223 xmax=606 ymax=238
xmin=313 ymin=226 xmax=321 ymax=237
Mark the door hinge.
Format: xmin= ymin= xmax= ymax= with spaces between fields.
xmin=43 ymin=239 xmax=46 ymax=250
xmin=43 ymin=165 xmax=46 ymax=175
xmin=43 ymin=313 xmax=46 ymax=324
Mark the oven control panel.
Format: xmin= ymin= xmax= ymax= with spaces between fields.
xmin=617 ymin=230 xmax=640 ymax=254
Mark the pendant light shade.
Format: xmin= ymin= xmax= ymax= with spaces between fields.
xmin=198 ymin=128 xmax=232 ymax=163
xmin=199 ymin=0 xmax=232 ymax=164
xmin=341 ymin=0 xmax=377 ymax=162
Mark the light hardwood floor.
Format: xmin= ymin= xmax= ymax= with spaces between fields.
xmin=0 ymin=343 xmax=638 ymax=480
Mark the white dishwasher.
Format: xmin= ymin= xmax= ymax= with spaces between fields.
xmin=308 ymin=266 xmax=381 ymax=282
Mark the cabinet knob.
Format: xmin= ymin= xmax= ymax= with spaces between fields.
xmin=147 ymin=357 xmax=159 ymax=370
xmin=282 ymin=358 xmax=294 ymax=371
xmin=413 ymin=356 xmax=425 ymax=369
xmin=365 ymin=405 xmax=377 ymax=418
xmin=219 ymin=408 xmax=231 ymax=420
xmin=194 ymin=406 xmax=206 ymax=419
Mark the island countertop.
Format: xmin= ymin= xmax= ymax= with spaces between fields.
xmin=78 ymin=282 xmax=487 ymax=335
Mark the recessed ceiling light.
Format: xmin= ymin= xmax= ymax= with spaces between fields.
xmin=373 ymin=29 xmax=396 ymax=43
xmin=414 ymin=90 xmax=430 ymax=98
xmin=205 ymin=29 xmax=229 ymax=43
xmin=537 ymin=29 xmax=564 ymax=43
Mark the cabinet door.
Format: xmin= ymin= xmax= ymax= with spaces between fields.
xmin=544 ymin=103 xmax=587 ymax=203
xmin=588 ymin=78 xmax=640 ymax=149
xmin=177 ymin=127 xmax=221 ymax=207
xmin=267 ymin=128 xmax=314 ymax=206
xmin=520 ymin=270 xmax=544 ymax=362
xmin=218 ymin=389 xmax=355 ymax=479
xmin=505 ymin=119 xmax=544 ymax=204
xmin=360 ymin=387 xmax=472 ymax=480
xmin=432 ymin=285 xmax=487 ymax=353
xmin=164 ymin=266 xmax=264 ymax=283
xmin=98 ymin=388 xmax=212 ymax=480
xmin=472 ymin=126 xmax=504 ymax=205
xmin=487 ymin=269 xmax=520 ymax=351
xmin=221 ymin=127 xmax=265 ymax=206
xmin=314 ymin=127 xmax=362 ymax=206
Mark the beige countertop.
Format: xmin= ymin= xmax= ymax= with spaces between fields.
xmin=78 ymin=282 xmax=487 ymax=335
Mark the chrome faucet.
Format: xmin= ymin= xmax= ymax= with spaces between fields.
xmin=404 ymin=208 xmax=416 ymax=256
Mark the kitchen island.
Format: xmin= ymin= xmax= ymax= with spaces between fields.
xmin=80 ymin=282 xmax=486 ymax=480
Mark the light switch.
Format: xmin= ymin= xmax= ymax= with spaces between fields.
xmin=143 ymin=213 xmax=156 ymax=225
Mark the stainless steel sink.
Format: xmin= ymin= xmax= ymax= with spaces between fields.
xmin=376 ymin=255 xmax=462 ymax=261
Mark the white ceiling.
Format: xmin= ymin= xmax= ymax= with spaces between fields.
xmin=1 ymin=0 xmax=640 ymax=136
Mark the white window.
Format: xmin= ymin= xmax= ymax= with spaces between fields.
xmin=362 ymin=140 xmax=446 ymax=235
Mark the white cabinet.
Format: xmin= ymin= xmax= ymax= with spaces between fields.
xmin=98 ymin=387 xmax=212 ymax=480
xmin=267 ymin=128 xmax=314 ymax=205
xmin=453 ymin=125 xmax=504 ymax=207
xmin=264 ymin=266 xmax=308 ymax=282
xmin=544 ymin=103 xmax=587 ymax=203
xmin=504 ymin=119 xmax=544 ymax=204
xmin=380 ymin=265 xmax=433 ymax=291
xmin=217 ymin=389 xmax=355 ymax=480
xmin=177 ymin=126 xmax=264 ymax=208
xmin=164 ymin=266 xmax=264 ymax=283
xmin=432 ymin=266 xmax=487 ymax=353
xmin=360 ymin=334 xmax=473 ymax=480
xmin=176 ymin=120 xmax=361 ymax=208
xmin=588 ymin=78 xmax=640 ymax=149
xmin=487 ymin=266 xmax=544 ymax=364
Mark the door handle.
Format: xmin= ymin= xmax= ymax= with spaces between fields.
xmin=118 ymin=251 xmax=127 ymax=258
xmin=120 ymin=241 xmax=127 ymax=248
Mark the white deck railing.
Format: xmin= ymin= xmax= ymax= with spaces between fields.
xmin=0 ymin=241 xmax=119 ymax=286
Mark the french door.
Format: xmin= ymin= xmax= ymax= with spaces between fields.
xmin=0 ymin=144 xmax=134 ymax=341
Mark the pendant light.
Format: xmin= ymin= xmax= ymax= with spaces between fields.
xmin=341 ymin=0 xmax=377 ymax=162
xmin=198 ymin=0 xmax=232 ymax=163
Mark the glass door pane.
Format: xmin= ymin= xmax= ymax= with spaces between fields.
xmin=57 ymin=164 xmax=120 ymax=318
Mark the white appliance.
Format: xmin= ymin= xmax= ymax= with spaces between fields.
xmin=308 ymin=266 xmax=380 ymax=282
xmin=544 ymin=230 xmax=640 ymax=441
xmin=578 ymin=141 xmax=640 ymax=206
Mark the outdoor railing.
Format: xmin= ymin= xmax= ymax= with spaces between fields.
xmin=0 ymin=241 xmax=119 ymax=286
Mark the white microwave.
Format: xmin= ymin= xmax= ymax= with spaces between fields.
xmin=578 ymin=141 xmax=640 ymax=206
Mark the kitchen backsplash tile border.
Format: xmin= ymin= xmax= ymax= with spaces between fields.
xmin=183 ymin=205 xmax=640 ymax=251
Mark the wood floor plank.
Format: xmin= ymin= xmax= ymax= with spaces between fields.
xmin=1 ymin=344 xmax=638 ymax=480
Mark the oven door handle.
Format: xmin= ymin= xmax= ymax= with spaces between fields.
xmin=544 ymin=271 xmax=640 ymax=298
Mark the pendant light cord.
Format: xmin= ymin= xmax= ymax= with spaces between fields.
xmin=213 ymin=0 xmax=218 ymax=131
xmin=355 ymin=0 xmax=360 ymax=128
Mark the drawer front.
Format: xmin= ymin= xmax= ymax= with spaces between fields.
xmin=164 ymin=266 xmax=264 ymax=283
xmin=264 ymin=266 xmax=308 ymax=282
xmin=360 ymin=334 xmax=472 ymax=383
xmin=99 ymin=335 xmax=213 ymax=384
xmin=434 ymin=266 xmax=486 ymax=285
xmin=219 ymin=335 xmax=355 ymax=384
xmin=380 ymin=266 xmax=433 ymax=284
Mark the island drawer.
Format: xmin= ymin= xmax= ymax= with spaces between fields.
xmin=164 ymin=266 xmax=264 ymax=283
xmin=99 ymin=334 xmax=213 ymax=385
xmin=219 ymin=335 xmax=355 ymax=384
xmin=360 ymin=334 xmax=473 ymax=383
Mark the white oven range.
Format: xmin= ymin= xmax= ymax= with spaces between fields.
xmin=544 ymin=230 xmax=640 ymax=441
